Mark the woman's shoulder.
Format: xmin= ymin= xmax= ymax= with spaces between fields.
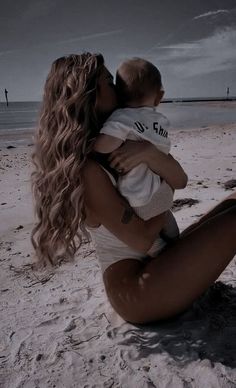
xmin=84 ymin=157 xmax=114 ymax=177
xmin=83 ymin=158 xmax=116 ymax=184
xmin=83 ymin=158 xmax=106 ymax=181
xmin=83 ymin=158 xmax=100 ymax=175
xmin=83 ymin=158 xmax=117 ymax=208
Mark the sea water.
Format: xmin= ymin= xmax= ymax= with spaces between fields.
xmin=0 ymin=102 xmax=41 ymax=131
xmin=159 ymin=100 xmax=236 ymax=130
xmin=0 ymin=100 xmax=236 ymax=133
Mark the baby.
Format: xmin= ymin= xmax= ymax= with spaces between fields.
xmin=93 ymin=58 xmax=180 ymax=253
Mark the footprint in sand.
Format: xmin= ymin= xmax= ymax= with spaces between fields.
xmin=224 ymin=179 xmax=236 ymax=190
xmin=172 ymin=198 xmax=200 ymax=212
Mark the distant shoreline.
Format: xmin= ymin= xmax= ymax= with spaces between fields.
xmin=1 ymin=100 xmax=236 ymax=137
xmin=1 ymin=97 xmax=236 ymax=105
xmin=161 ymin=97 xmax=236 ymax=103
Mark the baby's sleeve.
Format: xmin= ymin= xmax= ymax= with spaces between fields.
xmin=100 ymin=115 xmax=131 ymax=141
xmin=101 ymin=120 xmax=130 ymax=141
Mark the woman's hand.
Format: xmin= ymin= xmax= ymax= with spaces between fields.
xmin=108 ymin=140 xmax=153 ymax=174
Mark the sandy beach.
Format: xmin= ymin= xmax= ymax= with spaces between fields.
xmin=0 ymin=124 xmax=236 ymax=388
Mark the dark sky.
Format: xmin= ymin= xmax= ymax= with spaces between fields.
xmin=0 ymin=0 xmax=236 ymax=100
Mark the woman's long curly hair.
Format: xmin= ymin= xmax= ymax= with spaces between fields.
xmin=30 ymin=52 xmax=104 ymax=266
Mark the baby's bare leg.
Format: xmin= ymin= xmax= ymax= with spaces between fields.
xmin=160 ymin=210 xmax=179 ymax=242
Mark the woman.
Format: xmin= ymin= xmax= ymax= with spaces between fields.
xmin=31 ymin=52 xmax=236 ymax=325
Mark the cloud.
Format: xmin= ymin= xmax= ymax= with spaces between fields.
xmin=155 ymin=43 xmax=200 ymax=50
xmin=57 ymin=29 xmax=123 ymax=45
xmin=193 ymin=9 xmax=229 ymax=20
xmin=0 ymin=29 xmax=123 ymax=58
xmin=151 ymin=27 xmax=236 ymax=78
xmin=0 ymin=49 xmax=18 ymax=57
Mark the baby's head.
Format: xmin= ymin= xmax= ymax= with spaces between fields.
xmin=116 ymin=58 xmax=164 ymax=107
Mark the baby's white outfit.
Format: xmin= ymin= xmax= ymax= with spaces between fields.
xmin=100 ymin=107 xmax=179 ymax=241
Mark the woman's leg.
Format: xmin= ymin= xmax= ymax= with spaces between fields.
xmin=116 ymin=202 xmax=236 ymax=324
xmin=180 ymin=191 xmax=236 ymax=238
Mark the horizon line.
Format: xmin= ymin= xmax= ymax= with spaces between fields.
xmin=1 ymin=96 xmax=236 ymax=104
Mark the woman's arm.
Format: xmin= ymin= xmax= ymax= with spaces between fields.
xmin=83 ymin=160 xmax=166 ymax=254
xmin=108 ymin=140 xmax=188 ymax=190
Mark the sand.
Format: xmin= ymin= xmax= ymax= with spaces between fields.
xmin=0 ymin=124 xmax=236 ymax=388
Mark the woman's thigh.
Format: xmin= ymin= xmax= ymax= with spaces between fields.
xmin=103 ymin=258 xmax=145 ymax=319
xmin=104 ymin=204 xmax=236 ymax=324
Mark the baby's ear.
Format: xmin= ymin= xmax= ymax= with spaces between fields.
xmin=159 ymin=89 xmax=165 ymax=101
xmin=154 ymin=89 xmax=164 ymax=105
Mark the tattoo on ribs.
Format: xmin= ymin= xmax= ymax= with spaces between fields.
xmin=121 ymin=205 xmax=135 ymax=224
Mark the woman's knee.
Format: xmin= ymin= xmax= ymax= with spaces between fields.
xmin=225 ymin=202 xmax=236 ymax=217
xmin=224 ymin=190 xmax=236 ymax=201
xmin=104 ymin=286 xmax=146 ymax=324
xmin=102 ymin=260 xmax=145 ymax=320
xmin=104 ymin=270 xmax=174 ymax=325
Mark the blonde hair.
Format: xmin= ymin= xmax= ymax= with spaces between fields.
xmin=116 ymin=57 xmax=162 ymax=105
xmin=30 ymin=52 xmax=104 ymax=266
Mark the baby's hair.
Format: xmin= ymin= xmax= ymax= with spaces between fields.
xmin=116 ymin=57 xmax=162 ymax=105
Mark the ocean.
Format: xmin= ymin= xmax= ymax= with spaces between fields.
xmin=0 ymin=102 xmax=40 ymax=131
xmin=0 ymin=100 xmax=236 ymax=132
